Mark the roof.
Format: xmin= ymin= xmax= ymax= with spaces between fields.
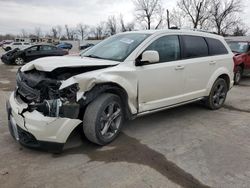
xmin=120 ymin=29 xmax=224 ymax=40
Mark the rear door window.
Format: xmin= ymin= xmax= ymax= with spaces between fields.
xmin=206 ymin=38 xmax=228 ymax=55
xmin=40 ymin=45 xmax=54 ymax=51
xmin=181 ymin=35 xmax=208 ymax=58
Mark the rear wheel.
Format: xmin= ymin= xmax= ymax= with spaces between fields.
xmin=5 ymin=47 xmax=11 ymax=51
xmin=14 ymin=57 xmax=25 ymax=65
xmin=206 ymin=78 xmax=228 ymax=110
xmin=234 ymin=66 xmax=243 ymax=85
xmin=83 ymin=93 xmax=124 ymax=145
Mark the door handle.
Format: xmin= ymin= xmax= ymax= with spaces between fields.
xmin=209 ymin=61 xmax=216 ymax=65
xmin=175 ymin=65 xmax=185 ymax=70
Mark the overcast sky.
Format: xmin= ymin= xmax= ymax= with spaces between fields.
xmin=0 ymin=0 xmax=250 ymax=35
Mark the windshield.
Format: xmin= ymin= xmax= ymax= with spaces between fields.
xmin=227 ymin=41 xmax=249 ymax=53
xmin=83 ymin=33 xmax=150 ymax=62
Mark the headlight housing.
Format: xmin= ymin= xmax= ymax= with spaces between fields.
xmin=59 ymin=83 xmax=79 ymax=102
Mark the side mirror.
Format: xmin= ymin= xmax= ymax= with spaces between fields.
xmin=141 ymin=50 xmax=159 ymax=64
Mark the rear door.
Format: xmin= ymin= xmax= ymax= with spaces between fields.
xmin=39 ymin=45 xmax=58 ymax=57
xmin=180 ymin=36 xmax=229 ymax=100
xmin=179 ymin=35 xmax=211 ymax=100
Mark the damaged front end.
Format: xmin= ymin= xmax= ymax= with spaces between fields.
xmin=16 ymin=69 xmax=81 ymax=119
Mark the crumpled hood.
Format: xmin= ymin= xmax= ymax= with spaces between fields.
xmin=21 ymin=56 xmax=119 ymax=72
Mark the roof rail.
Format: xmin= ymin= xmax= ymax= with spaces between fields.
xmin=178 ymin=28 xmax=217 ymax=34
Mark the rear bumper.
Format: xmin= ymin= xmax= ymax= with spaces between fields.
xmin=6 ymin=92 xmax=82 ymax=152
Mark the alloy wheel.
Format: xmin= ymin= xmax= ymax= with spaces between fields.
xmin=99 ymin=102 xmax=122 ymax=139
xmin=15 ymin=57 xmax=24 ymax=65
xmin=212 ymin=82 xmax=227 ymax=107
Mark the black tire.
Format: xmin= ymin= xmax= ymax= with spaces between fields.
xmin=205 ymin=78 xmax=228 ymax=110
xmin=5 ymin=47 xmax=11 ymax=51
xmin=14 ymin=57 xmax=25 ymax=65
xmin=83 ymin=93 xmax=124 ymax=145
xmin=234 ymin=66 xmax=243 ymax=85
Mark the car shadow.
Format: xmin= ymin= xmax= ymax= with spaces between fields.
xmin=54 ymin=105 xmax=209 ymax=188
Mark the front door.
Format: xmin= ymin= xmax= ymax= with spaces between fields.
xmin=136 ymin=35 xmax=186 ymax=112
xmin=25 ymin=46 xmax=40 ymax=62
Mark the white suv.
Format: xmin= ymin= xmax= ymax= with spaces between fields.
xmin=7 ymin=30 xmax=234 ymax=152
xmin=3 ymin=42 xmax=31 ymax=51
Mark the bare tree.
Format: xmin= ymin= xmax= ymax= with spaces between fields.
xmin=209 ymin=0 xmax=242 ymax=35
xmin=155 ymin=6 xmax=164 ymax=29
xmin=65 ymin=25 xmax=71 ymax=40
xmin=106 ymin=16 xmax=117 ymax=36
xmin=64 ymin=25 xmax=77 ymax=40
xmin=51 ymin=27 xmax=58 ymax=39
xmin=34 ymin=27 xmax=42 ymax=38
xmin=169 ymin=8 xmax=185 ymax=28
xmin=20 ymin=29 xmax=28 ymax=38
xmin=91 ymin=22 xmax=106 ymax=40
xmin=120 ymin=15 xmax=135 ymax=32
xmin=56 ymin=25 xmax=62 ymax=39
xmin=133 ymin=0 xmax=163 ymax=30
xmin=233 ymin=25 xmax=248 ymax=36
xmin=177 ymin=0 xmax=211 ymax=29
xmin=77 ymin=24 xmax=89 ymax=40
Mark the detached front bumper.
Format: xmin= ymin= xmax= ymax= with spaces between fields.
xmin=6 ymin=92 xmax=82 ymax=152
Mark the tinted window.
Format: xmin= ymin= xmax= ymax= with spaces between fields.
xmin=182 ymin=36 xmax=208 ymax=58
xmin=28 ymin=46 xmax=38 ymax=51
xmin=40 ymin=45 xmax=54 ymax=51
xmin=24 ymin=43 xmax=30 ymax=45
xmin=206 ymin=38 xmax=228 ymax=55
xmin=13 ymin=42 xmax=22 ymax=45
xmin=146 ymin=35 xmax=180 ymax=62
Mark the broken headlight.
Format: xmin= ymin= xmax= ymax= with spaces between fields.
xmin=30 ymin=83 xmax=80 ymax=118
xmin=59 ymin=83 xmax=79 ymax=102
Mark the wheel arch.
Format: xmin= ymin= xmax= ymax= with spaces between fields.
xmin=79 ymin=82 xmax=134 ymax=120
xmin=218 ymin=74 xmax=230 ymax=90
xmin=206 ymin=68 xmax=233 ymax=96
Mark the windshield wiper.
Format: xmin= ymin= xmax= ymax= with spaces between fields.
xmin=84 ymin=54 xmax=102 ymax=59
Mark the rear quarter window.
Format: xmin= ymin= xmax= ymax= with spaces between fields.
xmin=181 ymin=35 xmax=208 ymax=58
xmin=205 ymin=38 xmax=228 ymax=55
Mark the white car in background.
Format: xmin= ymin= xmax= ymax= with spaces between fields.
xmin=6 ymin=29 xmax=234 ymax=152
xmin=3 ymin=42 xmax=31 ymax=51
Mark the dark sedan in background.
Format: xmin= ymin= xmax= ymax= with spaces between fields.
xmin=1 ymin=44 xmax=68 ymax=65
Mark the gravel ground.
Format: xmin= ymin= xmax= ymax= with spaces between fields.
xmin=1 ymin=53 xmax=250 ymax=187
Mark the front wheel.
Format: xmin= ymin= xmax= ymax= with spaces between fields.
xmin=206 ymin=78 xmax=228 ymax=110
xmin=83 ymin=93 xmax=124 ymax=145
